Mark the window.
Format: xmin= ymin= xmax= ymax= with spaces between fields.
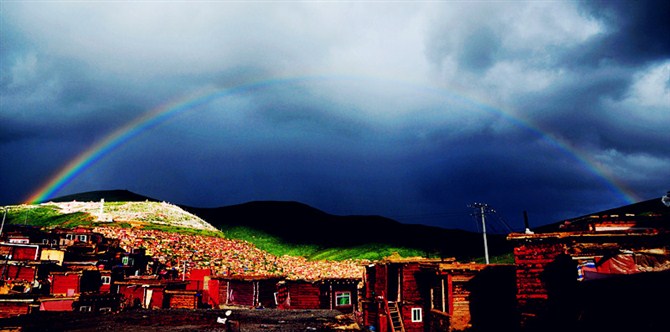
xmin=411 ymin=308 xmax=422 ymax=322
xmin=101 ymin=276 xmax=111 ymax=285
xmin=66 ymin=234 xmax=74 ymax=241
xmin=335 ymin=291 xmax=351 ymax=306
xmin=122 ymin=256 xmax=133 ymax=266
xmin=79 ymin=306 xmax=92 ymax=312
xmin=78 ymin=235 xmax=87 ymax=242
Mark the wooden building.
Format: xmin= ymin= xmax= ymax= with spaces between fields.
xmin=73 ymin=293 xmax=122 ymax=312
xmin=0 ymin=243 xmax=40 ymax=261
xmin=421 ymin=262 xmax=516 ymax=332
xmin=115 ymin=278 xmax=189 ymax=309
xmin=164 ymin=289 xmax=201 ymax=309
xmin=38 ymin=297 xmax=76 ymax=312
xmin=507 ymin=196 xmax=670 ymax=331
xmin=207 ymin=275 xmax=281 ymax=308
xmin=0 ymin=294 xmax=39 ymax=318
xmin=1 ymin=263 xmax=37 ymax=284
xmin=276 ymin=277 xmax=360 ymax=313
xmin=362 ymin=258 xmax=448 ymax=332
xmin=50 ymin=271 xmax=82 ymax=296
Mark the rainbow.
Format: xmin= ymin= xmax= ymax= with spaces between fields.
xmin=25 ymin=75 xmax=639 ymax=205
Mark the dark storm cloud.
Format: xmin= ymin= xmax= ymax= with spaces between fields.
xmin=1 ymin=1 xmax=668 ymax=231
xmin=575 ymin=0 xmax=670 ymax=66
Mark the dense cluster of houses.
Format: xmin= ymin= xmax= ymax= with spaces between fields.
xmin=1 ymin=194 xmax=669 ymax=332
xmin=0 ymin=224 xmax=364 ymax=318
xmin=93 ymin=226 xmax=363 ymax=279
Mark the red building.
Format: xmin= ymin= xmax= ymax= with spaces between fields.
xmin=207 ymin=275 xmax=281 ymax=308
xmin=362 ymin=258 xmax=445 ymax=332
xmin=115 ymin=278 xmax=189 ymax=309
xmin=39 ymin=297 xmax=75 ymax=312
xmin=0 ymin=294 xmax=38 ymax=318
xmin=0 ymin=243 xmax=40 ymax=261
xmin=50 ymin=272 xmax=81 ymax=297
xmin=276 ymin=278 xmax=360 ymax=313
xmin=164 ymin=289 xmax=201 ymax=309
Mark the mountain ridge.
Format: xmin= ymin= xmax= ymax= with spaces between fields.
xmin=42 ymin=189 xmax=511 ymax=260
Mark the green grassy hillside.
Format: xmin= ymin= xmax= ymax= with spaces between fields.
xmin=5 ymin=190 xmax=514 ymax=262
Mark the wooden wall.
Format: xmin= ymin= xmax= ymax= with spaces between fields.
xmin=3 ymin=265 xmax=36 ymax=283
xmin=0 ymin=302 xmax=33 ymax=318
xmin=278 ymin=281 xmax=320 ymax=309
xmin=513 ymin=242 xmax=565 ymax=326
xmin=50 ymin=273 xmax=81 ymax=296
xmin=166 ymin=291 xmax=199 ymax=309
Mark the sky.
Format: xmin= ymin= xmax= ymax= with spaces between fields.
xmin=1 ymin=1 xmax=668 ymax=233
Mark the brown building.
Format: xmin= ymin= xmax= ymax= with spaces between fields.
xmin=421 ymin=262 xmax=516 ymax=332
xmin=362 ymin=257 xmax=447 ymax=332
xmin=507 ymin=196 xmax=670 ymax=332
xmin=207 ymin=275 xmax=282 ymax=308
xmin=276 ymin=277 xmax=360 ymax=313
xmin=164 ymin=289 xmax=201 ymax=309
xmin=115 ymin=277 xmax=190 ymax=309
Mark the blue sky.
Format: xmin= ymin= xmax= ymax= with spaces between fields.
xmin=1 ymin=1 xmax=668 ymax=232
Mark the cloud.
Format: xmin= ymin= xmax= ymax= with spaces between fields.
xmin=574 ymin=0 xmax=670 ymax=65
xmin=1 ymin=1 xmax=668 ymax=231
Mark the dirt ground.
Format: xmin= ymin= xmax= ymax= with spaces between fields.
xmin=0 ymin=308 xmax=362 ymax=332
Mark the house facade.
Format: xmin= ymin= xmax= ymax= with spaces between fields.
xmin=276 ymin=277 xmax=360 ymax=313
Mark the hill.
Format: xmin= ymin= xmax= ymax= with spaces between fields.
xmin=47 ymin=189 xmax=158 ymax=203
xmin=34 ymin=190 xmax=512 ymax=261
xmin=183 ymin=201 xmax=512 ymax=261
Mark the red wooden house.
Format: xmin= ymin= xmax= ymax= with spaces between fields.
xmin=1 ymin=263 xmax=37 ymax=284
xmin=0 ymin=243 xmax=40 ymax=261
xmin=207 ymin=275 xmax=281 ymax=308
xmin=39 ymin=296 xmax=76 ymax=312
xmin=50 ymin=271 xmax=82 ymax=296
xmin=164 ymin=289 xmax=201 ymax=309
xmin=115 ymin=277 xmax=189 ymax=309
xmin=187 ymin=268 xmax=212 ymax=291
xmin=0 ymin=294 xmax=39 ymax=318
xmin=362 ymin=258 xmax=447 ymax=332
xmin=276 ymin=277 xmax=360 ymax=313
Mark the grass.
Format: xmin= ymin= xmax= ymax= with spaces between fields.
xmin=220 ymin=225 xmax=435 ymax=261
xmin=2 ymin=204 xmax=223 ymax=238
xmin=3 ymin=205 xmax=95 ymax=228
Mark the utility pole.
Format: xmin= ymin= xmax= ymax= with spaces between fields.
xmin=0 ymin=207 xmax=6 ymax=237
xmin=469 ymin=203 xmax=492 ymax=264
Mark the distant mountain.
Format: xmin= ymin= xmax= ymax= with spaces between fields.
xmin=50 ymin=190 xmax=512 ymax=260
xmin=49 ymin=189 xmax=159 ymax=203
xmin=183 ymin=201 xmax=512 ymax=260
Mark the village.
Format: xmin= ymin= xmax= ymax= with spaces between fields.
xmin=0 ymin=193 xmax=669 ymax=332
